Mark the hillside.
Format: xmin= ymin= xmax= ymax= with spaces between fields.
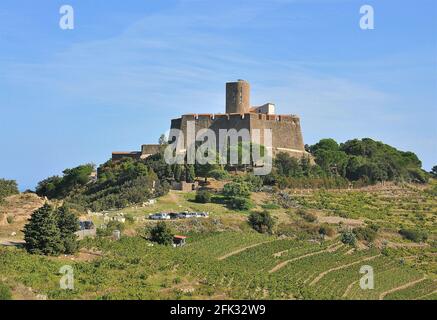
xmin=0 ymin=183 xmax=435 ymax=300
xmin=0 ymin=193 xmax=45 ymax=243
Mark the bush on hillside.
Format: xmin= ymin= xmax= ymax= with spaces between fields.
xmin=340 ymin=230 xmax=357 ymax=246
xmin=150 ymin=222 xmax=174 ymax=245
xmin=209 ymin=169 xmax=229 ymax=181
xmin=195 ymin=190 xmax=212 ymax=203
xmin=297 ymin=209 xmax=317 ymax=223
xmin=248 ymin=211 xmax=275 ymax=234
xmin=228 ymin=197 xmax=254 ymax=211
xmin=223 ymin=182 xmax=251 ymax=198
xmin=399 ymin=228 xmax=428 ymax=243
xmin=353 ymin=226 xmax=378 ymax=242
xmin=318 ymin=225 xmax=336 ymax=238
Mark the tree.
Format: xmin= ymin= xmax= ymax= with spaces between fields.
xmin=223 ymin=182 xmax=251 ymax=198
xmin=150 ymin=222 xmax=174 ymax=245
xmin=173 ymin=164 xmax=182 ymax=182
xmin=195 ymin=190 xmax=211 ymax=203
xmin=196 ymin=162 xmax=220 ymax=182
xmin=340 ymin=230 xmax=357 ymax=246
xmin=229 ymin=197 xmax=254 ymax=211
xmin=209 ymin=169 xmax=229 ymax=181
xmin=0 ymin=179 xmax=19 ymax=202
xmin=57 ymin=206 xmax=79 ymax=254
xmin=23 ymin=204 xmax=64 ymax=256
xmin=248 ymin=211 xmax=275 ymax=234
xmin=185 ymin=164 xmax=196 ymax=183
xmin=274 ymin=152 xmax=303 ymax=177
xmin=399 ymin=228 xmax=428 ymax=243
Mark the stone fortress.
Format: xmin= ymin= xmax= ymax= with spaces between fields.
xmin=112 ymin=80 xmax=309 ymax=161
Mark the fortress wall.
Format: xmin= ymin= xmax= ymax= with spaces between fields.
xmin=248 ymin=113 xmax=305 ymax=152
xmin=170 ymin=113 xmax=305 ymax=156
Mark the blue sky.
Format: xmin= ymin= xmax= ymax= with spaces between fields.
xmin=0 ymin=0 xmax=436 ymax=190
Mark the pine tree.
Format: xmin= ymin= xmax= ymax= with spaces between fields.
xmin=23 ymin=203 xmax=64 ymax=256
xmin=57 ymin=206 xmax=79 ymax=254
xmin=173 ymin=164 xmax=182 ymax=182
xmin=185 ymin=164 xmax=196 ymax=183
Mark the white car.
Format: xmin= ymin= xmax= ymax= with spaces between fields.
xmin=149 ymin=213 xmax=171 ymax=220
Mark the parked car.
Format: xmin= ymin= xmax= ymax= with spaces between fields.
xmin=168 ymin=212 xmax=179 ymax=220
xmin=149 ymin=213 xmax=171 ymax=220
xmin=196 ymin=212 xmax=209 ymax=218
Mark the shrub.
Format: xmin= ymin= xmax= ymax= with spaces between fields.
xmin=209 ymin=169 xmax=229 ymax=181
xmin=150 ymin=221 xmax=174 ymax=245
xmin=297 ymin=209 xmax=317 ymax=223
xmin=353 ymin=226 xmax=378 ymax=242
xmin=228 ymin=197 xmax=254 ymax=211
xmin=195 ymin=190 xmax=212 ymax=203
xmin=125 ymin=214 xmax=135 ymax=224
xmin=0 ymin=282 xmax=12 ymax=300
xmin=248 ymin=211 xmax=275 ymax=234
xmin=6 ymin=215 xmax=14 ymax=224
xmin=234 ymin=174 xmax=263 ymax=192
xmin=223 ymin=182 xmax=251 ymax=198
xmin=319 ymin=225 xmax=336 ymax=237
xmin=399 ymin=228 xmax=428 ymax=243
xmin=340 ymin=230 xmax=357 ymax=246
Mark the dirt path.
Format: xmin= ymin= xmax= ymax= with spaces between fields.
xmin=379 ymin=276 xmax=427 ymax=300
xmin=416 ymin=289 xmax=437 ymax=300
xmin=268 ymin=243 xmax=343 ymax=273
xmin=218 ymin=241 xmax=273 ymax=261
xmin=342 ymin=280 xmax=360 ymax=298
xmin=309 ymin=254 xmax=381 ymax=286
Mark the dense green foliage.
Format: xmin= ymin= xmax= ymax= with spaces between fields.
xmin=248 ymin=211 xmax=275 ymax=234
xmin=228 ymin=196 xmax=254 ymax=211
xmin=1 ymin=232 xmax=433 ymax=300
xmin=0 ymin=282 xmax=12 ymax=300
xmin=223 ymin=182 xmax=251 ymax=198
xmin=23 ymin=204 xmax=79 ymax=256
xmin=150 ymin=222 xmax=174 ymax=245
xmin=36 ymin=164 xmax=94 ymax=199
xmin=0 ymin=178 xmax=19 ymax=202
xmin=311 ymin=138 xmax=427 ymax=183
xmin=353 ymin=225 xmax=378 ymax=243
xmin=266 ymin=138 xmax=427 ymax=189
xmin=209 ymin=169 xmax=230 ymax=180
xmin=399 ymin=228 xmax=428 ymax=243
xmin=340 ymin=230 xmax=357 ymax=246
xmin=36 ymin=158 xmax=169 ymax=212
xmin=195 ymin=190 xmax=212 ymax=203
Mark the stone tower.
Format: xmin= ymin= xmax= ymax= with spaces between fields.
xmin=226 ymin=80 xmax=250 ymax=114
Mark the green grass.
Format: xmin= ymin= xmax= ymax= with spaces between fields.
xmin=1 ymin=230 xmax=435 ymax=300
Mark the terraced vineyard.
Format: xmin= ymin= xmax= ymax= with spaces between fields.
xmin=2 ymin=231 xmax=435 ymax=300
